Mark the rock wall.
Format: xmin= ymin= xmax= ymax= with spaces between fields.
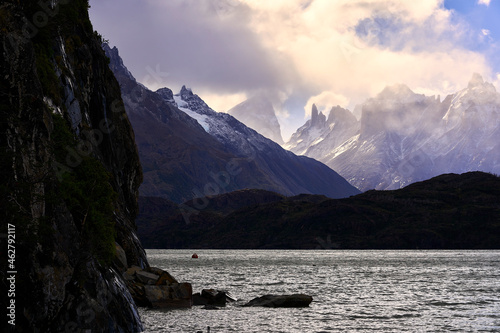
xmin=1 ymin=1 xmax=146 ymax=331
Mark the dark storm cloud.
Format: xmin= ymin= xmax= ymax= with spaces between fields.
xmin=89 ymin=0 xmax=296 ymax=93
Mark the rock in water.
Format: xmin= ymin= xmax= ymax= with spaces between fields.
xmin=193 ymin=289 xmax=236 ymax=306
xmin=144 ymin=283 xmax=193 ymax=308
xmin=243 ymin=294 xmax=313 ymax=307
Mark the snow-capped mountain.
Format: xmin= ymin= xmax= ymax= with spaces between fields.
xmin=227 ymin=94 xmax=284 ymax=145
xmin=104 ymin=45 xmax=360 ymax=202
xmin=425 ymin=74 xmax=500 ymax=176
xmin=286 ymin=74 xmax=500 ymax=191
xmin=284 ymin=104 xmax=359 ymax=157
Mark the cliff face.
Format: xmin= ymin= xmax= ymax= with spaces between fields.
xmin=1 ymin=1 xmax=145 ymax=331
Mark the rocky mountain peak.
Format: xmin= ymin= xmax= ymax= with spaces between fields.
xmin=327 ymin=105 xmax=357 ymax=125
xmin=463 ymin=73 xmax=497 ymax=98
xmin=180 ymin=85 xmax=194 ymax=99
xmin=378 ymin=83 xmax=415 ymax=101
xmin=468 ymin=73 xmax=484 ymax=89
xmin=311 ymin=104 xmax=326 ymax=127
xmin=156 ymin=87 xmax=175 ymax=103
xmin=103 ymin=43 xmax=135 ymax=82
xmin=311 ymin=103 xmax=319 ymax=119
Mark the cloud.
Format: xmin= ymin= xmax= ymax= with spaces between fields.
xmin=90 ymin=0 xmax=494 ymax=138
xmin=478 ymin=0 xmax=491 ymax=6
xmin=305 ymin=92 xmax=350 ymax=118
xmin=494 ymin=73 xmax=500 ymax=91
xmin=237 ymin=0 xmax=491 ymax=114
xmin=195 ymin=91 xmax=247 ymax=113
xmin=90 ymin=0 xmax=296 ymax=95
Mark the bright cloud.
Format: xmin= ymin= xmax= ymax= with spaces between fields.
xmin=305 ymin=91 xmax=350 ymax=118
xmin=89 ymin=0 xmax=495 ymax=138
xmin=494 ymin=73 xmax=500 ymax=91
xmin=238 ymin=0 xmax=491 ymax=117
xmin=478 ymin=0 xmax=491 ymax=6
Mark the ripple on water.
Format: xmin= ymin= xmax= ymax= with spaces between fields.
xmin=139 ymin=250 xmax=500 ymax=333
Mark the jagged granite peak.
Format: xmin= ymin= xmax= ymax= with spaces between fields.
xmin=106 ymin=46 xmax=360 ymax=203
xmin=227 ymin=93 xmax=284 ymax=144
xmin=444 ymin=74 xmax=499 ymax=128
xmin=180 ymin=85 xmax=194 ymax=98
xmin=311 ymin=105 xmax=326 ymax=127
xmin=173 ymin=85 xmax=214 ymax=117
xmin=311 ymin=103 xmax=319 ymax=121
xmin=284 ymin=104 xmax=359 ymax=157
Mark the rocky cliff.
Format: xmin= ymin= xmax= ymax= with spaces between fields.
xmin=1 ymin=1 xmax=146 ymax=331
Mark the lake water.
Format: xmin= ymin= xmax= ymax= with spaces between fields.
xmin=139 ymin=250 xmax=500 ymax=332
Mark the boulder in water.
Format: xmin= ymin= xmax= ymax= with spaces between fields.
xmin=243 ymin=294 xmax=312 ymax=307
xmin=193 ymin=289 xmax=237 ymax=306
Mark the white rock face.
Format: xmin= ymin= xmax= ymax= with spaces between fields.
xmin=285 ymin=74 xmax=500 ymax=191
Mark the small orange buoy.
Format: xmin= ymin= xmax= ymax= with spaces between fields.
xmin=192 ymin=253 xmax=198 ymax=259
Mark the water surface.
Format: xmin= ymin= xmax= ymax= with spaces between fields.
xmin=139 ymin=250 xmax=500 ymax=332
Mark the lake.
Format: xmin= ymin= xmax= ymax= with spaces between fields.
xmin=139 ymin=250 xmax=500 ymax=332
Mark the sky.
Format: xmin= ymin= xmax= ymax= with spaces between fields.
xmin=89 ymin=0 xmax=500 ymax=141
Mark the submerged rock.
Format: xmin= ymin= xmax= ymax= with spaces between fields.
xmin=243 ymin=294 xmax=313 ymax=307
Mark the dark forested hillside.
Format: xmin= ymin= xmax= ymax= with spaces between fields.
xmin=137 ymin=172 xmax=500 ymax=249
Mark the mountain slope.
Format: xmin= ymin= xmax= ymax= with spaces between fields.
xmin=137 ymin=172 xmax=500 ymax=249
xmin=286 ymin=75 xmax=500 ymax=191
xmin=106 ymin=46 xmax=360 ymax=202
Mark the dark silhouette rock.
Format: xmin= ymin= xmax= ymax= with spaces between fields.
xmin=193 ymin=289 xmax=236 ymax=306
xmin=243 ymin=294 xmax=313 ymax=307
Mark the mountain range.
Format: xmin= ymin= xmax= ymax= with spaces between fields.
xmin=104 ymin=45 xmax=360 ymax=203
xmin=284 ymin=74 xmax=500 ymax=191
